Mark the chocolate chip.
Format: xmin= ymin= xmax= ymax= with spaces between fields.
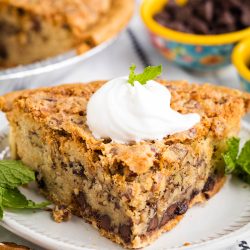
xmin=97 ymin=215 xmax=112 ymax=231
xmin=17 ymin=8 xmax=25 ymax=16
xmin=119 ymin=224 xmax=132 ymax=243
xmin=62 ymin=23 xmax=70 ymax=30
xmin=202 ymin=176 xmax=215 ymax=193
xmin=78 ymin=111 xmax=85 ymax=116
xmin=241 ymin=7 xmax=250 ymax=26
xmin=204 ymin=193 xmax=210 ymax=200
xmin=147 ymin=215 xmax=158 ymax=232
xmin=125 ymin=172 xmax=137 ymax=182
xmin=154 ymin=0 xmax=250 ymax=35
xmin=175 ymin=200 xmax=188 ymax=215
xmin=35 ymin=171 xmax=46 ymax=189
xmin=203 ymin=1 xmax=214 ymax=22
xmin=32 ymin=17 xmax=42 ymax=32
xmin=92 ymin=150 xmax=103 ymax=162
xmin=0 ymin=21 xmax=20 ymax=35
xmin=72 ymin=168 xmax=85 ymax=177
xmin=0 ymin=43 xmax=8 ymax=60
xmin=57 ymin=129 xmax=70 ymax=137
xmin=190 ymin=189 xmax=199 ymax=200
xmin=112 ymin=161 xmax=125 ymax=176
xmin=115 ymin=202 xmax=120 ymax=209
xmin=103 ymin=138 xmax=112 ymax=144
xmin=74 ymin=191 xmax=88 ymax=210
xmin=159 ymin=203 xmax=178 ymax=228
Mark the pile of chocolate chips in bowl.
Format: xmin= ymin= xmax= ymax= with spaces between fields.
xmin=154 ymin=0 xmax=250 ymax=35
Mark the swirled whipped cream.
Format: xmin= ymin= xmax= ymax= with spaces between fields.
xmin=86 ymin=77 xmax=200 ymax=144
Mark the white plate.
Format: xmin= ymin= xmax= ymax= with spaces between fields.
xmin=0 ymin=123 xmax=250 ymax=250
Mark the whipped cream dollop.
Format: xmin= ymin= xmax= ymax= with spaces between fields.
xmin=86 ymin=77 xmax=200 ymax=144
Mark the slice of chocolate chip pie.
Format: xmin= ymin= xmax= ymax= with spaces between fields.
xmin=0 ymin=80 xmax=250 ymax=248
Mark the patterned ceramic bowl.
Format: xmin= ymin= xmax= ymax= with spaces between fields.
xmin=232 ymin=38 xmax=250 ymax=92
xmin=141 ymin=0 xmax=250 ymax=71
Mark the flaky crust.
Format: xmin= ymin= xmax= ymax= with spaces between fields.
xmin=1 ymin=80 xmax=250 ymax=174
xmin=0 ymin=0 xmax=134 ymax=45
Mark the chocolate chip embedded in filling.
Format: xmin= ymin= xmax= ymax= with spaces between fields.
xmin=35 ymin=171 xmax=46 ymax=190
xmin=0 ymin=20 xmax=20 ymax=35
xmin=119 ymin=224 xmax=132 ymax=243
xmin=202 ymin=176 xmax=215 ymax=193
xmin=0 ymin=43 xmax=8 ymax=60
xmin=159 ymin=203 xmax=178 ymax=228
xmin=159 ymin=200 xmax=189 ymax=228
xmin=97 ymin=214 xmax=112 ymax=232
xmin=32 ymin=17 xmax=42 ymax=32
xmin=147 ymin=214 xmax=158 ymax=232
xmin=74 ymin=191 xmax=88 ymax=210
xmin=175 ymin=200 xmax=188 ymax=215
xmin=190 ymin=189 xmax=199 ymax=200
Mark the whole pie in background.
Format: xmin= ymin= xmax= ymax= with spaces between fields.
xmin=0 ymin=0 xmax=134 ymax=68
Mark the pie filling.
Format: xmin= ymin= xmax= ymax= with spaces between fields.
xmin=9 ymin=115 xmax=225 ymax=248
xmin=0 ymin=3 xmax=76 ymax=68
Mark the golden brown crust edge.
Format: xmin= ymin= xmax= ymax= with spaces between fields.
xmin=1 ymin=79 xmax=250 ymax=176
xmin=1 ymin=80 xmax=250 ymax=112
xmin=80 ymin=0 xmax=135 ymax=46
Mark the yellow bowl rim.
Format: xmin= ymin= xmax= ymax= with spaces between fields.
xmin=141 ymin=0 xmax=250 ymax=46
xmin=232 ymin=38 xmax=250 ymax=82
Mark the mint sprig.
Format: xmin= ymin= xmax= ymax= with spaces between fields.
xmin=0 ymin=160 xmax=35 ymax=189
xmin=0 ymin=160 xmax=50 ymax=219
xmin=223 ymin=137 xmax=240 ymax=174
xmin=223 ymin=138 xmax=250 ymax=183
xmin=128 ymin=64 xmax=162 ymax=86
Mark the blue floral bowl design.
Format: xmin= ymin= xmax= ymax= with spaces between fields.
xmin=141 ymin=0 xmax=250 ymax=72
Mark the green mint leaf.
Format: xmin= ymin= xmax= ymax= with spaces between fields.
xmin=2 ymin=188 xmax=50 ymax=209
xmin=128 ymin=64 xmax=136 ymax=86
xmin=0 ymin=160 xmax=35 ymax=189
xmin=27 ymin=200 xmax=51 ymax=209
xmin=0 ymin=188 xmax=3 ymax=219
xmin=222 ymin=137 xmax=240 ymax=174
xmin=237 ymin=140 xmax=250 ymax=175
xmin=128 ymin=64 xmax=162 ymax=86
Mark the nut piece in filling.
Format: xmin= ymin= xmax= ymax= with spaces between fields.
xmin=0 ymin=78 xmax=250 ymax=248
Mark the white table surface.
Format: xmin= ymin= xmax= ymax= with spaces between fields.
xmin=0 ymin=3 xmax=249 ymax=250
